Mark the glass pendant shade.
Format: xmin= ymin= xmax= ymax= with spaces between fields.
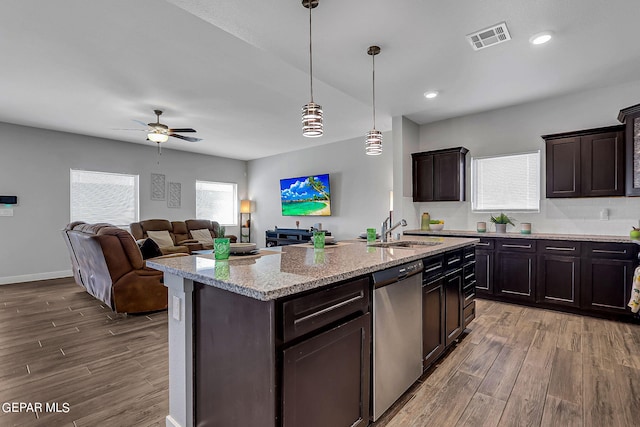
xmin=148 ymin=132 xmax=169 ymax=143
xmin=365 ymin=129 xmax=383 ymax=155
xmin=302 ymin=102 xmax=323 ymax=137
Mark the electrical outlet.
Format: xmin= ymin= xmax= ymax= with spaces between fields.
xmin=0 ymin=208 xmax=13 ymax=216
xmin=600 ymin=209 xmax=609 ymax=221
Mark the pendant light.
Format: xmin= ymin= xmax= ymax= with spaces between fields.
xmin=366 ymin=45 xmax=382 ymax=155
xmin=301 ymin=0 xmax=323 ymax=137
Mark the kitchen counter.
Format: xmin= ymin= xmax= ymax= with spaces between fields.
xmin=404 ymin=229 xmax=635 ymax=243
xmin=148 ymin=235 xmax=478 ymax=427
xmin=147 ymin=236 xmax=478 ymax=301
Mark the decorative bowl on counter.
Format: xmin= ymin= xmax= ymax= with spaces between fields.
xmin=229 ymin=243 xmax=257 ymax=254
xmin=429 ymin=223 xmax=444 ymax=231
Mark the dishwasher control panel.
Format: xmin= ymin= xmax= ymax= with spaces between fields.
xmin=372 ymin=260 xmax=424 ymax=288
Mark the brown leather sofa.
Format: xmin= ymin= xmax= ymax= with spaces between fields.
xmin=130 ymin=219 xmax=202 ymax=254
xmin=62 ymin=222 xmax=186 ymax=313
xmin=130 ymin=219 xmax=237 ymax=253
xmin=185 ymin=219 xmax=237 ymax=249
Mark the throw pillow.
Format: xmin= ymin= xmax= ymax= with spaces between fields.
xmin=190 ymin=228 xmax=214 ymax=244
xmin=139 ymin=238 xmax=163 ymax=259
xmin=147 ymin=230 xmax=174 ymax=248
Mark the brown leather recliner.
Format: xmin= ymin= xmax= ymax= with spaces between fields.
xmin=185 ymin=219 xmax=237 ymax=249
xmin=62 ymin=222 xmax=186 ymax=313
xmin=130 ymin=219 xmax=201 ymax=254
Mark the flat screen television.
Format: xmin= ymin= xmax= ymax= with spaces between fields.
xmin=280 ymin=173 xmax=331 ymax=216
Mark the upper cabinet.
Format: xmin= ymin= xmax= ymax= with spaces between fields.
xmin=618 ymin=103 xmax=640 ymax=196
xmin=412 ymin=147 xmax=468 ymax=202
xmin=543 ymin=125 xmax=625 ymax=198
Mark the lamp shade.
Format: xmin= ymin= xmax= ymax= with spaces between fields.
xmin=240 ymin=199 xmax=251 ymax=214
xmin=148 ymin=132 xmax=169 ymax=143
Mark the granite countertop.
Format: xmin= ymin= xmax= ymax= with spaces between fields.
xmin=404 ymin=229 xmax=636 ymax=243
xmin=146 ymin=236 xmax=478 ymax=301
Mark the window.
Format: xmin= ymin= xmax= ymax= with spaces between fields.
xmin=196 ymin=181 xmax=237 ymax=226
xmin=471 ymin=151 xmax=540 ymax=212
xmin=70 ymin=170 xmax=139 ymax=226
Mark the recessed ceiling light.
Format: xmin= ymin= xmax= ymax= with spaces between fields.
xmin=424 ymin=91 xmax=439 ymax=99
xmin=529 ymin=31 xmax=553 ymax=45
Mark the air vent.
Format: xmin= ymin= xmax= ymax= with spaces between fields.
xmin=466 ymin=22 xmax=511 ymax=50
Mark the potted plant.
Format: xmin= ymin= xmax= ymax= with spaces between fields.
xmin=490 ymin=213 xmax=515 ymax=233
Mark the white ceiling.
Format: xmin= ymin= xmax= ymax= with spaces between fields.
xmin=1 ymin=0 xmax=638 ymax=161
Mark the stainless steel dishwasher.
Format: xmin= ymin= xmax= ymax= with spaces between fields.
xmin=372 ymin=259 xmax=423 ymax=421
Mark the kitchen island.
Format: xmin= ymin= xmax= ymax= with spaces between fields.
xmin=147 ymin=236 xmax=478 ymax=427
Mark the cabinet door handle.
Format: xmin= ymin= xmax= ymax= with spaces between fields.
xmin=593 ymin=249 xmax=627 ymax=255
xmin=425 ymin=263 xmax=443 ymax=273
xmin=293 ymin=293 xmax=364 ymax=325
xmin=465 ymin=273 xmax=475 ymax=280
xmin=464 ymin=252 xmax=475 ymax=258
xmin=545 ymin=246 xmax=576 ymax=251
xmin=476 ymin=242 xmax=491 ymax=246
xmin=502 ymin=244 xmax=532 ymax=249
xmin=447 ymin=257 xmax=461 ymax=265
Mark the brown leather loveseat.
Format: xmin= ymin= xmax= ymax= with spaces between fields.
xmin=62 ymin=222 xmax=186 ymax=313
xmin=130 ymin=219 xmax=202 ymax=254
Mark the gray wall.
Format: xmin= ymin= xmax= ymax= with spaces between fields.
xmin=0 ymin=122 xmax=247 ymax=284
xmin=414 ymin=79 xmax=640 ymax=235
xmin=247 ymin=133 xmax=393 ymax=248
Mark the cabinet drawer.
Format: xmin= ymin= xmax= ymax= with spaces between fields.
xmin=463 ymin=262 xmax=476 ymax=287
xmin=463 ymin=301 xmax=476 ymax=327
xmin=463 ymin=286 xmax=475 ymax=305
xmin=474 ymin=238 xmax=494 ymax=250
xmin=463 ymin=246 xmax=476 ymax=264
xmin=282 ymin=278 xmax=370 ymax=342
xmin=583 ymin=242 xmax=637 ymax=260
xmin=423 ymin=254 xmax=444 ymax=281
xmin=539 ymin=240 xmax=581 ymax=254
xmin=497 ymin=239 xmax=536 ymax=253
xmin=444 ymin=250 xmax=463 ymax=271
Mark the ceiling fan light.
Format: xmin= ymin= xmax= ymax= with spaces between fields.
xmin=302 ymin=102 xmax=323 ymax=137
xmin=148 ymin=132 xmax=169 ymax=143
xmin=365 ymin=130 xmax=383 ymax=155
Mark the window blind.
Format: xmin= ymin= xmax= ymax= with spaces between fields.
xmin=196 ymin=181 xmax=237 ymax=226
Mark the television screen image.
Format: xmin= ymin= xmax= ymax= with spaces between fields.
xmin=280 ymin=174 xmax=331 ymax=216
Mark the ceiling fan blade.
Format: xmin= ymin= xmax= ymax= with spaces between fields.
xmin=170 ymin=133 xmax=202 ymax=142
xmin=112 ymin=128 xmax=146 ymax=131
xmin=169 ymin=128 xmax=197 ymax=133
xmin=132 ymin=119 xmax=148 ymax=127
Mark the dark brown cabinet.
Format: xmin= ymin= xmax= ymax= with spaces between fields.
xmin=412 ymin=147 xmax=468 ymax=202
xmin=283 ymin=314 xmax=370 ymax=427
xmin=495 ymin=239 xmax=536 ymax=302
xmin=543 ymin=125 xmax=625 ymax=198
xmin=581 ymin=242 xmax=637 ymax=315
xmin=537 ymin=241 xmax=581 ymax=308
xmin=618 ymin=103 xmax=640 ymax=196
xmin=474 ymin=239 xmax=494 ymax=297
xmin=422 ymin=276 xmax=445 ymax=368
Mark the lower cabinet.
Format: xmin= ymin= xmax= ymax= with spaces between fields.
xmin=444 ymin=268 xmax=464 ymax=346
xmin=537 ymin=241 xmax=581 ymax=308
xmin=581 ymin=242 xmax=637 ymax=316
xmin=422 ymin=276 xmax=445 ymax=367
xmin=282 ymin=314 xmax=370 ymax=427
xmin=475 ymin=239 xmax=494 ymax=296
xmin=495 ymin=239 xmax=536 ymax=302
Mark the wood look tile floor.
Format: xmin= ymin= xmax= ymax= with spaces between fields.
xmin=1 ymin=278 xmax=639 ymax=426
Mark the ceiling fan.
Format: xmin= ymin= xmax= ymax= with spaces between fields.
xmin=127 ymin=109 xmax=202 ymax=144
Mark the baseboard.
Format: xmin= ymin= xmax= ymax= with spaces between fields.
xmin=166 ymin=415 xmax=183 ymax=427
xmin=0 ymin=270 xmax=73 ymax=285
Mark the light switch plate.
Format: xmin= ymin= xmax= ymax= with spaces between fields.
xmin=0 ymin=208 xmax=13 ymax=216
xmin=172 ymin=295 xmax=181 ymax=321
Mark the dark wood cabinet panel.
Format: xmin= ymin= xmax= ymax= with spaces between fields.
xmin=581 ymin=131 xmax=625 ymax=196
xmin=283 ymin=313 xmax=370 ymax=427
xmin=543 ymin=125 xmax=625 ymax=198
xmin=546 ymin=137 xmax=581 ymax=197
xmin=495 ymin=251 xmax=536 ymax=301
xmin=581 ymin=258 xmax=634 ymax=315
xmin=444 ymin=268 xmax=463 ymax=346
xmin=475 ymin=250 xmax=493 ymax=295
xmin=422 ymin=277 xmax=445 ymax=368
xmin=412 ymin=147 xmax=468 ymax=202
xmin=537 ymin=254 xmax=580 ymax=307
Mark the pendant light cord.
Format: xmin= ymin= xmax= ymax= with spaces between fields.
xmin=372 ymin=53 xmax=376 ymax=129
xmin=309 ymin=3 xmax=314 ymax=102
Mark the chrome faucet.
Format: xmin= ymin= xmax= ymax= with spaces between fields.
xmin=381 ymin=218 xmax=407 ymax=242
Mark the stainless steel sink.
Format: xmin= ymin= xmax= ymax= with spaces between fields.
xmin=367 ymin=240 xmax=442 ymax=249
